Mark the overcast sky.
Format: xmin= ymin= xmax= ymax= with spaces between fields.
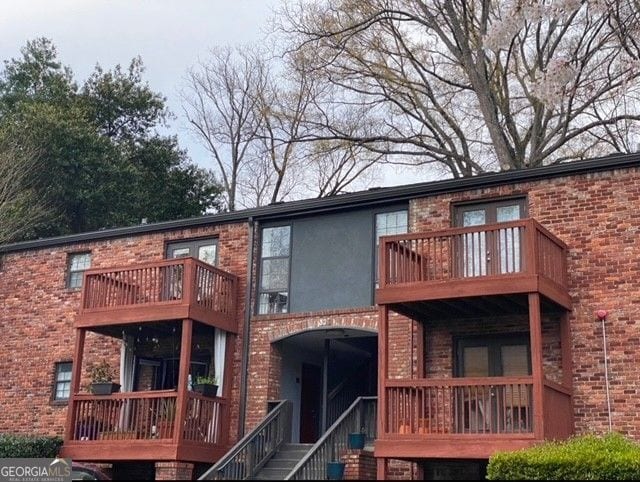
xmin=0 ymin=0 xmax=277 ymax=164
xmin=0 ymin=0 xmax=426 ymax=188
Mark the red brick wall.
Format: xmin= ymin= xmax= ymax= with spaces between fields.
xmin=421 ymin=315 xmax=561 ymax=382
xmin=387 ymin=459 xmax=417 ymax=480
xmin=155 ymin=461 xmax=193 ymax=480
xmin=0 ymin=222 xmax=248 ymax=441
xmin=387 ymin=312 xmax=416 ymax=379
xmin=409 ymin=167 xmax=640 ymax=438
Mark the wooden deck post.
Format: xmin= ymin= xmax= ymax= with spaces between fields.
xmin=174 ymin=319 xmax=193 ymax=444
xmin=183 ymin=259 xmax=195 ymax=303
xmin=528 ymin=293 xmax=545 ymax=439
xmin=560 ymin=311 xmax=574 ymax=433
xmin=64 ymin=328 xmax=86 ymax=442
xmin=377 ymin=305 xmax=388 ymax=441
xmin=376 ymin=457 xmax=388 ymax=480
xmin=524 ymin=219 xmax=537 ymax=274
xmin=222 ymin=332 xmax=236 ymax=446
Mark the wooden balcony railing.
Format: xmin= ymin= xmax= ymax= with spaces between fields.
xmin=383 ymin=377 xmax=535 ymax=436
xmin=67 ymin=390 xmax=228 ymax=446
xmin=69 ymin=391 xmax=178 ymax=441
xmin=78 ymin=258 xmax=238 ymax=329
xmin=183 ymin=391 xmax=227 ymax=445
xmin=379 ymin=218 xmax=567 ymax=289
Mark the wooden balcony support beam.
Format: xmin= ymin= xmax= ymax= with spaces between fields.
xmin=174 ymin=318 xmax=193 ymax=445
xmin=528 ymin=293 xmax=545 ymax=439
xmin=64 ymin=328 xmax=86 ymax=443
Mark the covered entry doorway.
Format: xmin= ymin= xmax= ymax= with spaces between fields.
xmin=275 ymin=328 xmax=377 ymax=443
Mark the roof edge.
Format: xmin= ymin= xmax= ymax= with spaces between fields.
xmin=2 ymin=152 xmax=638 ymax=254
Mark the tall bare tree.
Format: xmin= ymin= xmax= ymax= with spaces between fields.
xmin=0 ymin=138 xmax=49 ymax=244
xmin=183 ymin=45 xmax=383 ymax=209
xmin=182 ymin=46 xmax=266 ymax=211
xmin=281 ymin=0 xmax=640 ymax=177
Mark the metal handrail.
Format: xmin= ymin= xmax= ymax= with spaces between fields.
xmin=199 ymin=399 xmax=292 ymax=480
xmin=285 ymin=396 xmax=377 ymax=480
xmin=326 ymin=363 xmax=370 ymax=428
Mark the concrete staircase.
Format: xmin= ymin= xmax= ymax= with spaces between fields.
xmin=251 ymin=443 xmax=313 ymax=480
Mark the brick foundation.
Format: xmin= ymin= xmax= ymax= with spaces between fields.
xmin=387 ymin=459 xmax=416 ymax=480
xmin=155 ymin=461 xmax=193 ymax=480
xmin=342 ymin=449 xmax=376 ymax=480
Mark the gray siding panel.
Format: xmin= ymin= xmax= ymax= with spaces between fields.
xmin=289 ymin=210 xmax=374 ymax=312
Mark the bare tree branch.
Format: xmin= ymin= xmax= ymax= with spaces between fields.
xmin=0 ymin=137 xmax=50 ymax=244
xmin=279 ymin=0 xmax=640 ymax=175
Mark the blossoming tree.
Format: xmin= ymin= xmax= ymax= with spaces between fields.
xmin=283 ymin=0 xmax=640 ymax=176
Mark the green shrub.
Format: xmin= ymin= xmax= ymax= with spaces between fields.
xmin=0 ymin=434 xmax=63 ymax=458
xmin=487 ymin=432 xmax=640 ymax=480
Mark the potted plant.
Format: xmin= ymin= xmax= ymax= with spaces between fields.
xmin=326 ymin=461 xmax=345 ymax=480
xmin=326 ymin=445 xmax=346 ymax=480
xmin=348 ymin=427 xmax=366 ymax=450
xmin=192 ymin=374 xmax=218 ymax=397
xmin=88 ymin=360 xmax=121 ymax=395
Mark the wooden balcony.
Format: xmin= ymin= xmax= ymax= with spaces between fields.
xmin=375 ymin=377 xmax=573 ymax=459
xmin=376 ymin=219 xmax=571 ymax=317
xmin=61 ymin=390 xmax=230 ymax=463
xmin=76 ymin=258 xmax=238 ymax=333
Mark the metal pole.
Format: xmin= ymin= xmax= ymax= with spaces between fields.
xmin=239 ymin=217 xmax=256 ymax=436
xmin=322 ymin=338 xmax=330 ymax=434
xmin=601 ymin=316 xmax=613 ymax=432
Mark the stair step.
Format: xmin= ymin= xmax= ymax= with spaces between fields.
xmin=280 ymin=442 xmax=313 ymax=450
xmin=253 ymin=468 xmax=291 ymax=479
xmin=279 ymin=443 xmax=313 ymax=451
xmin=263 ymin=459 xmax=299 ymax=470
xmin=272 ymin=448 xmax=311 ymax=459
xmin=252 ymin=444 xmax=313 ymax=480
xmin=273 ymin=448 xmax=309 ymax=455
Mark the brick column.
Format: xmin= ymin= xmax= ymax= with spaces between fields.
xmin=342 ymin=449 xmax=376 ymax=480
xmin=155 ymin=462 xmax=194 ymax=480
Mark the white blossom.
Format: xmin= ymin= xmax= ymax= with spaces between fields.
xmin=530 ymin=58 xmax=577 ymax=106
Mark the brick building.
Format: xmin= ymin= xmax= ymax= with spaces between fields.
xmin=1 ymin=153 xmax=639 ymax=480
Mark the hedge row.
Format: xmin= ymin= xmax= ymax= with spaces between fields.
xmin=487 ymin=432 xmax=640 ymax=480
xmin=0 ymin=434 xmax=63 ymax=458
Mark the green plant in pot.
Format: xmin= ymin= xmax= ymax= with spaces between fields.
xmin=193 ymin=374 xmax=218 ymax=397
xmin=89 ymin=360 xmax=121 ymax=395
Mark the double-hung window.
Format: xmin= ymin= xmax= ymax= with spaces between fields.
xmin=375 ymin=210 xmax=408 ymax=285
xmin=258 ymin=226 xmax=291 ymax=314
xmin=53 ymin=362 xmax=72 ymax=402
xmin=67 ymin=252 xmax=91 ymax=289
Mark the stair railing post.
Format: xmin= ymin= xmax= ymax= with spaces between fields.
xmin=246 ymin=440 xmax=255 ymax=478
xmin=285 ymin=401 xmax=292 ymax=443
